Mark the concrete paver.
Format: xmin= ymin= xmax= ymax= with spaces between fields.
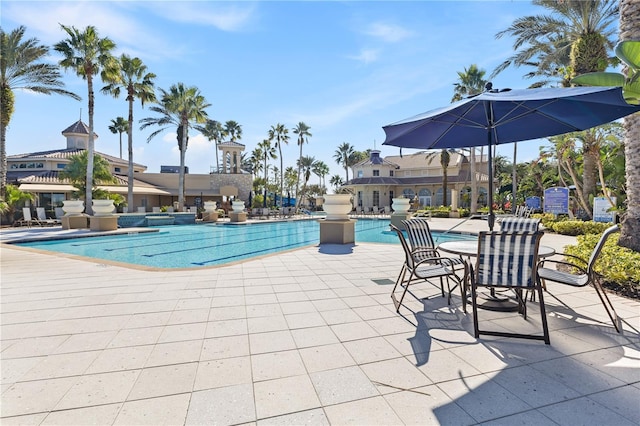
xmin=1 ymin=218 xmax=639 ymax=424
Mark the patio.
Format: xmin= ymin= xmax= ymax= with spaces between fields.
xmin=1 ymin=219 xmax=639 ymax=425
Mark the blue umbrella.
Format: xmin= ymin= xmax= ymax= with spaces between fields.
xmin=382 ymin=85 xmax=640 ymax=229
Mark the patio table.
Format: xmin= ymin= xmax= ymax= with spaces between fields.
xmin=438 ymin=240 xmax=555 ymax=311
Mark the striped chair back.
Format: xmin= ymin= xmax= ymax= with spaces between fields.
xmin=402 ymin=218 xmax=436 ymax=253
xmin=500 ymin=218 xmax=540 ymax=232
xmin=475 ymin=231 xmax=543 ymax=288
xmin=391 ymin=224 xmax=418 ymax=271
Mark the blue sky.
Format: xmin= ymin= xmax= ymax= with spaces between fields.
xmin=4 ymin=1 xmax=569 ymax=183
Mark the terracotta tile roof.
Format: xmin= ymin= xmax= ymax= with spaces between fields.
xmin=8 ymin=149 xmax=138 ymax=167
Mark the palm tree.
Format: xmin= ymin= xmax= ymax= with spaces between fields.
xmin=249 ymin=147 xmax=263 ymax=180
xmin=293 ymin=122 xmax=312 ymax=208
xmin=0 ymin=25 xmax=80 ymax=198
xmin=108 ymin=117 xmax=128 ymax=159
xmin=59 ymin=151 xmax=116 ymax=199
xmin=257 ymin=139 xmax=276 ymax=207
xmin=268 ymin=123 xmax=289 ymax=209
xmin=140 ymin=83 xmax=210 ymax=210
xmin=330 ymin=174 xmax=344 ymax=192
xmin=197 ymin=120 xmax=226 ymax=173
xmin=334 ymin=142 xmax=355 ymax=182
xmin=54 ymin=24 xmax=116 ymax=214
xmin=452 ymin=64 xmax=488 ymax=213
xmin=101 ymin=54 xmax=156 ymax=212
xmin=1 ymin=184 xmax=34 ymax=225
xmin=493 ymin=0 xmax=618 ymax=87
xmin=224 ymin=120 xmax=242 ymax=142
xmin=312 ymin=160 xmax=330 ymax=194
xmin=297 ymin=155 xmax=316 ymax=207
xmin=424 ymin=149 xmax=458 ymax=207
xmin=619 ymin=0 xmax=640 ymax=251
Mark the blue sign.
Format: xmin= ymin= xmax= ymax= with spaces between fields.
xmin=543 ymin=187 xmax=569 ymax=214
xmin=525 ymin=196 xmax=541 ymax=210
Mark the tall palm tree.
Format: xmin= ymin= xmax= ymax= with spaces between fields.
xmin=619 ymin=0 xmax=640 ymax=251
xmin=54 ymin=24 xmax=116 ymax=214
xmin=493 ymin=0 xmax=618 ymax=87
xmin=334 ymin=142 xmax=355 ymax=182
xmin=108 ymin=117 xmax=128 ymax=159
xmin=249 ymin=147 xmax=263 ymax=180
xmin=424 ymin=149 xmax=458 ymax=207
xmin=284 ymin=166 xmax=298 ymax=206
xmin=297 ymin=155 xmax=316 ymax=207
xmin=312 ymin=160 xmax=330 ymax=194
xmin=0 ymin=25 xmax=80 ymax=198
xmin=293 ymin=122 xmax=312 ymax=208
xmin=451 ymin=64 xmax=488 ymax=213
xmin=257 ymin=139 xmax=276 ymax=207
xmin=197 ymin=120 xmax=226 ymax=173
xmin=224 ymin=120 xmax=242 ymax=142
xmin=101 ymin=54 xmax=156 ymax=212
xmin=268 ymin=123 xmax=289 ymax=209
xmin=140 ymin=83 xmax=210 ymax=210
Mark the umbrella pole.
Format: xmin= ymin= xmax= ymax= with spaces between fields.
xmin=486 ymin=102 xmax=495 ymax=231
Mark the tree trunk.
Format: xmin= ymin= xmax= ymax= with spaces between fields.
xmin=470 ymin=148 xmax=478 ymax=213
xmin=86 ymin=76 xmax=95 ymax=215
xmin=619 ymin=0 xmax=640 ymax=252
xmin=127 ymin=96 xmax=134 ymax=213
xmin=296 ymin=143 xmax=302 ymax=210
xmin=179 ymin=125 xmax=187 ymax=211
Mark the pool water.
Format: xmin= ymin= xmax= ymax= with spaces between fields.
xmin=16 ymin=219 xmax=475 ymax=269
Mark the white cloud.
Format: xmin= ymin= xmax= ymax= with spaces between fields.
xmin=146 ymin=2 xmax=257 ymax=32
xmin=348 ymin=48 xmax=380 ymax=64
xmin=364 ymin=22 xmax=413 ymax=43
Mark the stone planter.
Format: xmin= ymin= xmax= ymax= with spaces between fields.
xmin=392 ymin=198 xmax=410 ymax=214
xmin=323 ymin=194 xmax=352 ymax=220
xmin=203 ymin=201 xmax=219 ymax=222
xmin=232 ymin=200 xmax=245 ymax=213
xmin=92 ymin=199 xmax=115 ymax=216
xmin=62 ymin=200 xmax=84 ymax=216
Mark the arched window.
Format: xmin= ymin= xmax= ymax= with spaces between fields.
xmin=478 ymin=187 xmax=488 ymax=207
xmin=418 ymin=188 xmax=432 ymax=208
xmin=459 ymin=186 xmax=471 ymax=208
xmin=402 ymin=189 xmax=415 ymax=199
xmin=434 ymin=187 xmax=452 ymax=207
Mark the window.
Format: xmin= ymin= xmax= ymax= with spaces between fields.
xmin=403 ymin=188 xmax=415 ymax=199
xmin=357 ymin=170 xmax=363 ymax=178
xmin=57 ymin=163 xmax=66 ymax=169
xmin=114 ymin=167 xmax=121 ymax=173
xmin=373 ymin=191 xmax=380 ymax=207
xmin=389 ymin=170 xmax=394 ymax=177
xmin=357 ymin=191 xmax=363 ymax=207
xmin=373 ymin=170 xmax=379 ymax=177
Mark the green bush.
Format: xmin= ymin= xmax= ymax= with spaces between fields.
xmin=551 ymin=220 xmax=613 ymax=236
xmin=564 ymin=232 xmax=640 ymax=289
xmin=458 ymin=208 xmax=470 ymax=217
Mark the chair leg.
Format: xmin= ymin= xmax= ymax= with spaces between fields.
xmin=592 ymin=276 xmax=622 ymax=333
xmin=470 ymin=280 xmax=480 ymax=338
xmin=536 ymin=283 xmax=551 ymax=344
xmin=391 ymin=265 xmax=408 ymax=311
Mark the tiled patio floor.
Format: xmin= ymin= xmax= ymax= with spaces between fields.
xmin=1 ymin=222 xmax=639 ymax=425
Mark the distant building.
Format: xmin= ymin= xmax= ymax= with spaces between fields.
xmin=6 ymin=119 xmax=252 ymax=212
xmin=343 ymin=150 xmax=491 ymax=210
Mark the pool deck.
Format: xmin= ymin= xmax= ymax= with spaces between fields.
xmin=1 ymin=217 xmax=639 ymax=425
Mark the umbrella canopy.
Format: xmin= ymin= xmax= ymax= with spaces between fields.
xmin=382 ymin=86 xmax=640 ymax=229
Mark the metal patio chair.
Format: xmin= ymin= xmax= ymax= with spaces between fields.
xmin=499 ymin=217 xmax=541 ymax=232
xmin=471 ymin=230 xmax=549 ymax=344
xmin=537 ymin=224 xmax=622 ymax=333
xmin=390 ymin=224 xmax=468 ymax=313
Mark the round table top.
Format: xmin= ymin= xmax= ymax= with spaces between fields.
xmin=438 ymin=240 xmax=556 ymax=258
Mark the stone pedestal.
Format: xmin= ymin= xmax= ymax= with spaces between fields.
xmin=319 ymin=219 xmax=355 ymax=244
xmin=89 ymin=215 xmax=118 ymax=231
xmin=390 ymin=213 xmax=412 ymax=230
xmin=62 ymin=215 xmax=88 ymax=230
xmin=202 ymin=211 xmax=218 ymax=222
xmin=230 ymin=212 xmax=247 ymax=223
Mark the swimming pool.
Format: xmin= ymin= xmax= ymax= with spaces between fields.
xmin=15 ymin=220 xmax=476 ymax=269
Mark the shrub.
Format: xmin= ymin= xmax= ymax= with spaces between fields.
xmin=551 ymin=220 xmax=613 ymax=236
xmin=564 ymin=232 xmax=640 ymax=291
xmin=458 ymin=208 xmax=470 ymax=217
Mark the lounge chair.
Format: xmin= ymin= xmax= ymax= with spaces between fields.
xmin=537 ymin=224 xmax=622 ymax=333
xmin=55 ymin=207 xmax=65 ymax=220
xmin=16 ymin=207 xmax=45 ymax=227
xmin=36 ymin=207 xmax=60 ymax=226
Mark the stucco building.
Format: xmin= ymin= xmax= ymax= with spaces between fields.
xmin=344 ymin=150 xmax=491 ymax=211
xmin=6 ymin=119 xmax=252 ymax=213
